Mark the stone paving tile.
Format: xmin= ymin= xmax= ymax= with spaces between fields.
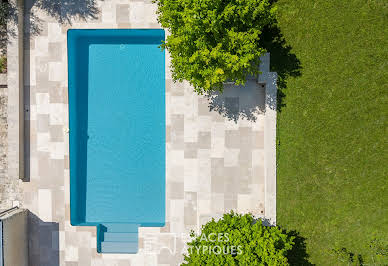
xmin=183 ymin=142 xmax=197 ymax=159
xmin=17 ymin=0 xmax=272 ymax=265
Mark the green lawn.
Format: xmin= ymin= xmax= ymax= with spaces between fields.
xmin=274 ymin=0 xmax=388 ymax=265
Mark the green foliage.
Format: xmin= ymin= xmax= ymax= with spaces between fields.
xmin=182 ymin=212 xmax=295 ymax=265
xmin=0 ymin=56 xmax=6 ymax=73
xmin=154 ymin=0 xmax=276 ymax=93
xmin=0 ymin=1 xmax=11 ymax=53
xmin=330 ymin=247 xmax=360 ymax=265
xmin=369 ymin=238 xmax=388 ymax=265
xmin=0 ymin=1 xmax=9 ymax=27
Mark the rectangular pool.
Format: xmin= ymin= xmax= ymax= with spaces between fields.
xmin=67 ymin=29 xmax=165 ymax=253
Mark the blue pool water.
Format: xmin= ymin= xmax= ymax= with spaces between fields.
xmin=67 ymin=29 xmax=165 ymax=253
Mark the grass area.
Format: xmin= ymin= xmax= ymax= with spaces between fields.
xmin=274 ymin=0 xmax=388 ymax=264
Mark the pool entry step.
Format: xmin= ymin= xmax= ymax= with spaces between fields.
xmin=98 ymin=223 xmax=139 ymax=253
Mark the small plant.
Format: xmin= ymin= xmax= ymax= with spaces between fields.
xmin=182 ymin=212 xmax=295 ymax=265
xmin=0 ymin=56 xmax=6 ymax=73
xmin=329 ymin=238 xmax=388 ymax=265
xmin=155 ymin=0 xmax=276 ymax=93
xmin=330 ymin=247 xmax=356 ymax=265
xmin=369 ymin=238 xmax=388 ymax=265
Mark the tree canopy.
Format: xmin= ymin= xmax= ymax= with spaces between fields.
xmin=155 ymin=0 xmax=276 ymax=93
xmin=182 ymin=212 xmax=295 ymax=265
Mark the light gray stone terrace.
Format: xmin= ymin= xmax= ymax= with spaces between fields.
xmin=5 ymin=0 xmax=278 ymax=265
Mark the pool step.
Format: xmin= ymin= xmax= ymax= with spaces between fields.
xmin=102 ymin=223 xmax=139 ymax=233
xmin=101 ymin=241 xmax=138 ymax=254
xmin=98 ymin=223 xmax=140 ymax=254
xmin=103 ymin=232 xmax=138 ymax=242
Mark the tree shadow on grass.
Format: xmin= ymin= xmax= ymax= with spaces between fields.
xmin=259 ymin=23 xmax=302 ymax=112
xmin=285 ymin=230 xmax=314 ymax=266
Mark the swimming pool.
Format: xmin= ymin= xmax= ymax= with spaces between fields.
xmin=67 ymin=29 xmax=165 ymax=254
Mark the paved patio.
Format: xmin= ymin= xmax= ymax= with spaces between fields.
xmin=6 ymin=0 xmax=276 ymax=265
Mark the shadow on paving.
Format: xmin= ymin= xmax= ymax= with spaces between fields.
xmin=0 ymin=1 xmax=17 ymax=51
xmin=205 ymin=21 xmax=301 ymax=121
xmin=32 ymin=0 xmax=100 ymax=25
xmin=28 ymin=211 xmax=59 ymax=266
xmin=1 ymin=0 xmax=100 ymax=50
xmin=206 ymin=79 xmax=266 ymax=123
xmin=22 ymin=0 xmax=101 ymax=182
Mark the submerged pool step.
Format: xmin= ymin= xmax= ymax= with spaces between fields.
xmin=98 ymin=223 xmax=140 ymax=254
xmin=103 ymin=232 xmax=138 ymax=242
xmin=101 ymin=241 xmax=138 ymax=254
xmin=101 ymin=223 xmax=139 ymax=233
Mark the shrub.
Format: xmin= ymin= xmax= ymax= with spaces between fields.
xmin=0 ymin=56 xmax=6 ymax=73
xmin=155 ymin=0 xmax=276 ymax=93
xmin=0 ymin=1 xmax=10 ymax=28
xmin=182 ymin=212 xmax=295 ymax=265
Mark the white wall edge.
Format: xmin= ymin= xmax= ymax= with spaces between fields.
xmin=260 ymin=53 xmax=277 ymax=225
